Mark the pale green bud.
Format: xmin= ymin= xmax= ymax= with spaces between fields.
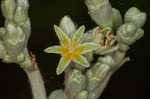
xmin=75 ymin=90 xmax=88 ymax=99
xmin=117 ymin=23 xmax=144 ymax=45
xmin=67 ymin=69 xmax=87 ymax=93
xmin=48 ymin=90 xmax=65 ymax=99
xmin=86 ymin=0 xmax=113 ymax=28
xmin=4 ymin=22 xmax=26 ymax=56
xmin=124 ymin=7 xmax=146 ymax=28
xmin=14 ymin=0 xmax=29 ymax=25
xmin=17 ymin=52 xmax=25 ymax=63
xmin=134 ymin=28 xmax=144 ymax=40
xmin=98 ymin=55 xmax=115 ymax=66
xmin=87 ymin=63 xmax=110 ymax=91
xmin=3 ymin=54 xmax=14 ymax=63
xmin=59 ymin=16 xmax=76 ymax=37
xmin=1 ymin=0 xmax=16 ymax=21
xmin=112 ymin=8 xmax=123 ymax=30
xmin=21 ymin=18 xmax=31 ymax=46
xmin=20 ymin=49 xmax=32 ymax=69
xmin=86 ymin=0 xmax=107 ymax=10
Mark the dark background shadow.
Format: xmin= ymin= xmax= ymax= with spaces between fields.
xmin=0 ymin=0 xmax=150 ymax=99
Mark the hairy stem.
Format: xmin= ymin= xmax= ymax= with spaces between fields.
xmin=24 ymin=64 xmax=47 ymax=99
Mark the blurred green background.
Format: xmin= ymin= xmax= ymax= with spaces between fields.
xmin=0 ymin=0 xmax=150 ymax=99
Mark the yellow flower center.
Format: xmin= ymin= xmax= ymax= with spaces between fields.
xmin=61 ymin=40 xmax=81 ymax=59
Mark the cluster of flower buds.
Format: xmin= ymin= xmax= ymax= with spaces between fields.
xmin=117 ymin=7 xmax=146 ymax=45
xmin=0 ymin=0 xmax=32 ymax=69
xmin=95 ymin=27 xmax=116 ymax=48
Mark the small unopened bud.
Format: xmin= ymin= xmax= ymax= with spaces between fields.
xmin=86 ymin=63 xmax=110 ymax=91
xmin=117 ymin=23 xmax=144 ymax=45
xmin=48 ymin=89 xmax=65 ymax=99
xmin=67 ymin=69 xmax=87 ymax=93
xmin=85 ymin=0 xmax=113 ymax=28
xmin=4 ymin=22 xmax=26 ymax=56
xmin=124 ymin=7 xmax=147 ymax=28
xmin=112 ymin=8 xmax=123 ymax=30
xmin=1 ymin=0 xmax=16 ymax=21
xmin=14 ymin=0 xmax=29 ymax=25
xmin=75 ymin=90 xmax=88 ymax=99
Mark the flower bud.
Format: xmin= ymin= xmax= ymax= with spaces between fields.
xmin=17 ymin=52 xmax=25 ymax=63
xmin=4 ymin=22 xmax=26 ymax=56
xmin=21 ymin=18 xmax=31 ymax=46
xmin=86 ymin=63 xmax=110 ymax=91
xmin=86 ymin=0 xmax=113 ymax=28
xmin=75 ymin=90 xmax=88 ymax=99
xmin=14 ymin=0 xmax=29 ymax=25
xmin=124 ymin=7 xmax=147 ymax=28
xmin=3 ymin=54 xmax=14 ymax=63
xmin=1 ymin=0 xmax=16 ymax=21
xmin=67 ymin=69 xmax=87 ymax=94
xmin=98 ymin=55 xmax=115 ymax=66
xmin=48 ymin=90 xmax=65 ymax=99
xmin=19 ymin=49 xmax=32 ymax=69
xmin=117 ymin=23 xmax=144 ymax=45
xmin=112 ymin=8 xmax=123 ymax=30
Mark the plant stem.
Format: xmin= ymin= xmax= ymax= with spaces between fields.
xmin=24 ymin=64 xmax=47 ymax=99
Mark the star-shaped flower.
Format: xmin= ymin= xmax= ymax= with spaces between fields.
xmin=44 ymin=25 xmax=100 ymax=75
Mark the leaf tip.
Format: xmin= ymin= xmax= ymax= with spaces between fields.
xmin=56 ymin=67 xmax=63 ymax=75
xmin=80 ymin=25 xmax=85 ymax=31
xmin=54 ymin=24 xmax=59 ymax=31
xmin=85 ymin=62 xmax=90 ymax=67
xmin=44 ymin=48 xmax=49 ymax=53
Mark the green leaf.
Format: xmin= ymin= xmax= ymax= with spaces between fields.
xmin=73 ymin=25 xmax=85 ymax=42
xmin=79 ymin=42 xmax=100 ymax=54
xmin=44 ymin=46 xmax=62 ymax=54
xmin=56 ymin=57 xmax=71 ymax=75
xmin=54 ymin=25 xmax=71 ymax=45
xmin=73 ymin=55 xmax=89 ymax=67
